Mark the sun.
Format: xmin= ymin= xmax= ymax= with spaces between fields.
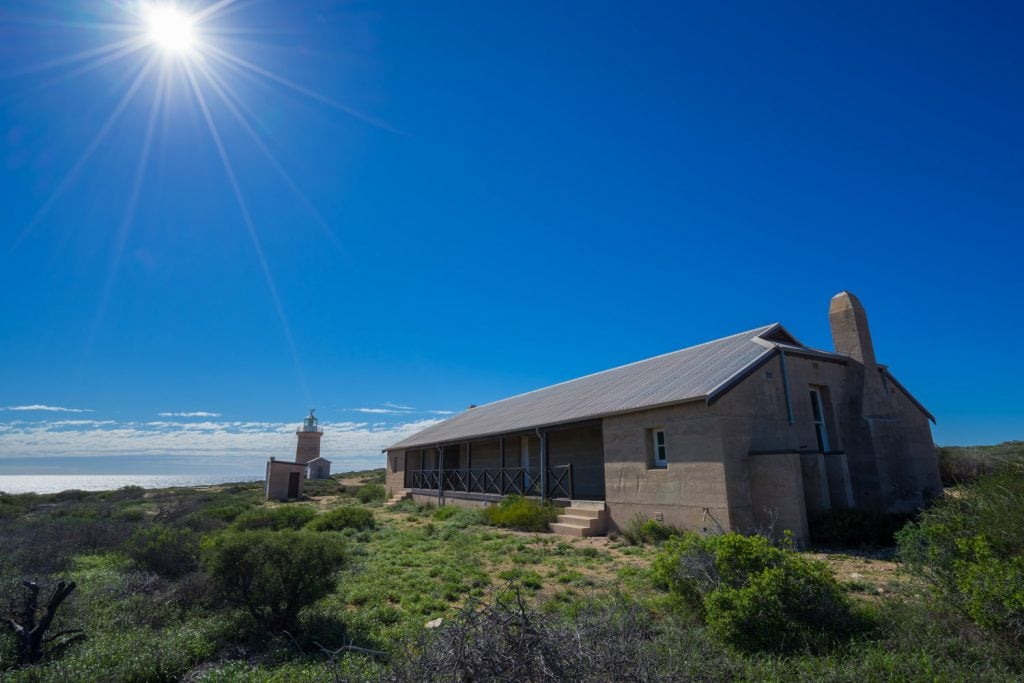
xmin=144 ymin=5 xmax=197 ymax=54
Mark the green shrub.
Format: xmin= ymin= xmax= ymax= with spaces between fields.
xmin=620 ymin=515 xmax=681 ymax=545
xmin=232 ymin=505 xmax=317 ymax=531
xmin=304 ymin=478 xmax=343 ymax=497
xmin=0 ymin=493 xmax=39 ymax=519
xmin=52 ymin=489 xmax=93 ymax=503
xmin=897 ymin=467 xmax=1024 ymax=642
xmin=652 ymin=532 xmax=860 ymax=653
xmin=435 ymin=506 xmax=482 ymax=528
xmin=356 ymin=484 xmax=386 ymax=504
xmin=307 ymin=506 xmax=375 ymax=532
xmin=125 ymin=524 xmax=199 ymax=577
xmin=343 ymin=469 xmax=386 ymax=486
xmin=481 ymin=496 xmax=559 ymax=532
xmin=809 ymin=509 xmax=914 ymax=548
xmin=181 ymin=504 xmax=252 ymax=532
xmin=201 ymin=529 xmax=347 ymax=630
xmin=101 ymin=485 xmax=147 ymax=502
xmin=433 ymin=506 xmax=459 ymax=521
xmin=937 ymin=441 xmax=1024 ymax=486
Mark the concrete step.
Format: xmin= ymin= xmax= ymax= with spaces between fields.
xmin=562 ymin=507 xmax=603 ymax=519
xmin=569 ymin=500 xmax=606 ymax=510
xmin=550 ymin=502 xmax=607 ymax=537
xmin=556 ymin=514 xmax=601 ymax=527
xmin=386 ymin=490 xmax=410 ymax=506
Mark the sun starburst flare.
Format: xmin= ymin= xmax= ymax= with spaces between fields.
xmin=1 ymin=0 xmax=387 ymax=405
xmin=143 ymin=5 xmax=197 ymax=54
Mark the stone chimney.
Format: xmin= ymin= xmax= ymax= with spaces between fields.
xmin=829 ymin=291 xmax=876 ymax=367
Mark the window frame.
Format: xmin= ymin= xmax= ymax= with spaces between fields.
xmin=809 ymin=387 xmax=832 ymax=453
xmin=651 ymin=428 xmax=668 ymax=468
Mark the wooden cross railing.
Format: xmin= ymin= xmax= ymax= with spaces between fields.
xmin=409 ymin=464 xmax=574 ymax=500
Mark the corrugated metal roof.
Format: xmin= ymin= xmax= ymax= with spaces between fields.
xmin=388 ymin=324 xmax=810 ymax=450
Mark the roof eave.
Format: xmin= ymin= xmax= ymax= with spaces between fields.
xmin=705 ymin=348 xmax=778 ymax=406
xmin=881 ymin=368 xmax=936 ymax=423
xmin=385 ymin=396 xmax=710 ymax=451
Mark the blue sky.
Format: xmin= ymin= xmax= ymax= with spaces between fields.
xmin=1 ymin=1 xmax=1021 ymax=475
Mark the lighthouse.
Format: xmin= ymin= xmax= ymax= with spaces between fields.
xmin=295 ymin=408 xmax=323 ymax=464
xmin=296 ymin=408 xmax=332 ymax=480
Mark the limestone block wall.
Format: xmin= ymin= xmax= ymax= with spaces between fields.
xmin=386 ymin=450 xmax=405 ymax=495
xmin=825 ymin=453 xmax=855 ymax=508
xmin=800 ymin=451 xmax=832 ymax=514
xmin=868 ymin=378 xmax=943 ymax=510
xmin=602 ymin=401 xmax=733 ymax=534
xmin=265 ymin=460 xmax=306 ymax=501
xmin=694 ymin=353 xmax=856 ymax=537
xmin=748 ymin=451 xmax=809 ymax=542
xmin=720 ymin=349 xmax=940 ymax=518
xmin=296 ymin=432 xmax=322 ymax=465
xmin=309 ymin=460 xmax=331 ymax=480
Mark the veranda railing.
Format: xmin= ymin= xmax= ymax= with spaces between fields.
xmin=409 ymin=464 xmax=574 ymax=500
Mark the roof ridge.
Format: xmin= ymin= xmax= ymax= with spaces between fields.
xmin=451 ymin=323 xmax=780 ymax=415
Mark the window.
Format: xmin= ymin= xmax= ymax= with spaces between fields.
xmin=651 ymin=429 xmax=668 ymax=468
xmin=809 ymin=388 xmax=831 ymax=453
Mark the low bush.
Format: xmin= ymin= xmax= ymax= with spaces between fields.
xmin=201 ymin=529 xmax=347 ymax=631
xmin=898 ymin=467 xmax=1024 ymax=642
xmin=937 ymin=441 xmax=1024 ymax=486
xmin=52 ymin=489 xmax=93 ymax=503
xmin=481 ymin=496 xmax=559 ymax=532
xmin=0 ymin=493 xmax=42 ymax=520
xmin=303 ymin=478 xmax=344 ymax=497
xmin=620 ymin=515 xmax=682 ymax=545
xmin=232 ymin=505 xmax=317 ymax=531
xmin=433 ymin=506 xmax=460 ymax=521
xmin=390 ymin=588 xmax=708 ymax=682
xmin=125 ymin=524 xmax=199 ymax=577
xmin=307 ymin=506 xmax=375 ymax=532
xmin=0 ymin=513 xmax=136 ymax=573
xmin=433 ymin=506 xmax=482 ymax=528
xmin=356 ymin=484 xmax=386 ymax=504
xmin=652 ymin=532 xmax=861 ymax=653
xmin=809 ymin=509 xmax=914 ymax=548
xmin=344 ymin=469 xmax=386 ymax=486
xmin=100 ymin=485 xmax=146 ymax=502
xmin=189 ymin=499 xmax=256 ymax=525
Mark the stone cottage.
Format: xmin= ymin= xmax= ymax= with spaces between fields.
xmin=383 ymin=292 xmax=942 ymax=540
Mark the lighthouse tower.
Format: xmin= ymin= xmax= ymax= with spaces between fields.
xmin=295 ymin=408 xmax=323 ymax=464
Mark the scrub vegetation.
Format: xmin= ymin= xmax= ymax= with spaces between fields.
xmin=479 ymin=495 xmax=560 ymax=532
xmin=936 ymin=440 xmax=1024 ymax=485
xmin=1 ymin=458 xmax=1023 ymax=681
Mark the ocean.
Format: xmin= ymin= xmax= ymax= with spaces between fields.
xmin=0 ymin=474 xmax=263 ymax=495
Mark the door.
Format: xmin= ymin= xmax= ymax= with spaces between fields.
xmin=287 ymin=471 xmax=300 ymax=498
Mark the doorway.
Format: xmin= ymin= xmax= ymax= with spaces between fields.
xmin=287 ymin=472 xmax=300 ymax=498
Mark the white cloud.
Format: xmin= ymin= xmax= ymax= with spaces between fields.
xmin=157 ymin=411 xmax=222 ymax=417
xmin=0 ymin=417 xmax=444 ymax=461
xmin=1 ymin=404 xmax=92 ymax=413
xmin=347 ymin=405 xmax=456 ymax=416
